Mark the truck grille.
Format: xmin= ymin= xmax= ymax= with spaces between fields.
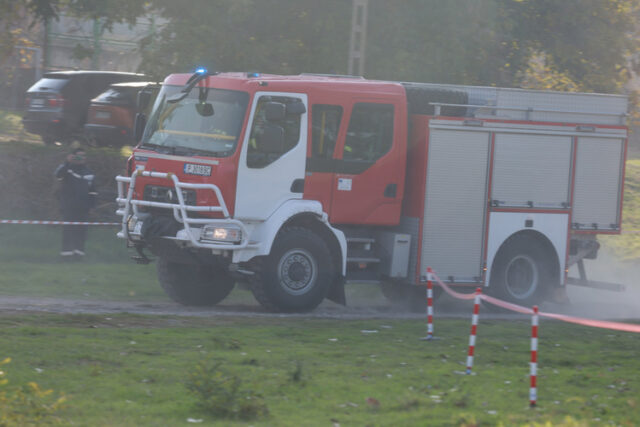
xmin=143 ymin=185 xmax=196 ymax=205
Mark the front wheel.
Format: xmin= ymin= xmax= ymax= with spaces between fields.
xmin=156 ymin=258 xmax=234 ymax=306
xmin=251 ymin=226 xmax=334 ymax=312
xmin=489 ymin=234 xmax=554 ymax=306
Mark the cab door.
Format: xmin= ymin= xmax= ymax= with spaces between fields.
xmin=328 ymin=100 xmax=406 ymax=225
xmin=303 ymin=104 xmax=344 ymax=215
xmin=235 ymin=92 xmax=308 ymax=220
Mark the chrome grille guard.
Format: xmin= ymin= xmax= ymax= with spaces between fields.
xmin=116 ymin=171 xmax=250 ymax=249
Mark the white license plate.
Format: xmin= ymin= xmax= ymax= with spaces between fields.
xmin=31 ymin=99 xmax=45 ymax=107
xmin=184 ymin=163 xmax=212 ymax=176
xmin=95 ymin=110 xmax=111 ymax=119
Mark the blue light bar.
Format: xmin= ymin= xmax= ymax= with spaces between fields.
xmin=195 ymin=67 xmax=208 ymax=74
xmin=247 ymin=72 xmax=261 ymax=78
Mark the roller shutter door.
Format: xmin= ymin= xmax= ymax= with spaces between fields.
xmin=421 ymin=129 xmax=490 ymax=282
xmin=492 ymin=133 xmax=572 ymax=208
xmin=572 ymin=137 xmax=624 ymax=230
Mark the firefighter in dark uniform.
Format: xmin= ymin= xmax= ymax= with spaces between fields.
xmin=54 ymin=148 xmax=97 ymax=258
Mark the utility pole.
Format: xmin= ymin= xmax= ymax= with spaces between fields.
xmin=92 ymin=18 xmax=102 ymax=69
xmin=347 ymin=0 xmax=368 ymax=76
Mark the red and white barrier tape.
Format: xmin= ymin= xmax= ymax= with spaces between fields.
xmin=428 ymin=267 xmax=639 ymax=409
xmin=0 ymin=220 xmax=119 ymax=226
xmin=431 ymin=271 xmax=640 ymax=333
xmin=429 ymin=273 xmax=476 ymax=301
xmin=530 ymin=306 xmax=539 ymax=407
xmin=465 ymin=288 xmax=482 ymax=375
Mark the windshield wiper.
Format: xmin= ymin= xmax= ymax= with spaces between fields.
xmin=172 ymin=146 xmax=195 ymax=156
xmin=137 ymin=142 xmax=161 ymax=152
xmin=173 ymin=146 xmax=229 ymax=157
xmin=167 ymin=69 xmax=218 ymax=104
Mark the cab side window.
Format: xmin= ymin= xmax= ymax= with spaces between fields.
xmin=311 ymin=104 xmax=343 ymax=159
xmin=343 ymin=103 xmax=394 ymax=163
xmin=247 ymin=95 xmax=302 ymax=168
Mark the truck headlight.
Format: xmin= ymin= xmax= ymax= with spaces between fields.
xmin=200 ymin=226 xmax=242 ymax=243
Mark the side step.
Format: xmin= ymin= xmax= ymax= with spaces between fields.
xmin=347 ymin=257 xmax=381 ymax=264
xmin=345 ymin=235 xmax=381 ymax=283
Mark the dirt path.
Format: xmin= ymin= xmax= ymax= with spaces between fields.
xmin=1 ymin=282 xmax=638 ymax=322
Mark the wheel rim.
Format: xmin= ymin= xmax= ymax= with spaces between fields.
xmin=277 ymin=248 xmax=318 ymax=296
xmin=504 ymin=254 xmax=538 ymax=300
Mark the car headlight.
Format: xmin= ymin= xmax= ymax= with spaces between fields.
xmin=200 ymin=225 xmax=242 ymax=243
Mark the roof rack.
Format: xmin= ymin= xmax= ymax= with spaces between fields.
xmin=430 ymin=102 xmax=628 ymax=125
xmin=403 ymin=82 xmax=628 ymax=126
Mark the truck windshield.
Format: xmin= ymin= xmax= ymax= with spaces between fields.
xmin=140 ymin=85 xmax=249 ymax=157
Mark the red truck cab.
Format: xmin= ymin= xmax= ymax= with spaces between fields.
xmin=128 ymin=72 xmax=407 ymax=226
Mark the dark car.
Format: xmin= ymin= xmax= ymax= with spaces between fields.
xmin=22 ymin=71 xmax=148 ymax=145
xmin=84 ymin=81 xmax=158 ymax=147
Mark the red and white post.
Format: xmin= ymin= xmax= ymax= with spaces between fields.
xmin=530 ymin=305 xmax=539 ymax=407
xmin=426 ymin=267 xmax=434 ymax=340
xmin=466 ymin=287 xmax=482 ymax=375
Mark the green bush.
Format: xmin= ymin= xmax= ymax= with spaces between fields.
xmin=185 ymin=359 xmax=268 ymax=421
xmin=0 ymin=357 xmax=67 ymax=426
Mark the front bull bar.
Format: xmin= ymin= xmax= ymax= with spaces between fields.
xmin=115 ymin=171 xmax=250 ymax=249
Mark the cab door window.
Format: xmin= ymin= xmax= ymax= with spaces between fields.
xmin=247 ymin=95 xmax=303 ymax=168
xmin=342 ymin=103 xmax=394 ymax=167
xmin=307 ymin=104 xmax=343 ymax=172
xmin=312 ymin=105 xmax=343 ymax=158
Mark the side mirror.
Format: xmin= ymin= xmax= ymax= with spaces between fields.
xmin=137 ymin=89 xmax=153 ymax=111
xmin=258 ymin=123 xmax=285 ymax=153
xmin=265 ymin=102 xmax=286 ymax=121
xmin=134 ymin=113 xmax=146 ymax=143
xmin=195 ymin=102 xmax=214 ymax=117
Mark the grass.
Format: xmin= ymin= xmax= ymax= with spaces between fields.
xmin=0 ymin=314 xmax=638 ymax=426
xmin=601 ymin=158 xmax=640 ymax=259
xmin=0 ymin=225 xmax=168 ymax=301
xmin=0 ymin=223 xmax=637 ymax=425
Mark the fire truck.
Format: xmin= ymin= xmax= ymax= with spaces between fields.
xmin=116 ymin=70 xmax=628 ymax=312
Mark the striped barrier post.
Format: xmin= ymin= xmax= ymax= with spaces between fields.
xmin=530 ymin=305 xmax=539 ymax=407
xmin=426 ymin=267 xmax=434 ymax=340
xmin=466 ymin=287 xmax=482 ymax=375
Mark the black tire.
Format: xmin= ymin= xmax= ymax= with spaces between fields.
xmin=489 ymin=234 xmax=553 ymax=306
xmin=156 ymin=257 xmax=234 ymax=306
xmin=381 ymin=281 xmax=441 ymax=313
xmin=251 ymin=226 xmax=334 ymax=312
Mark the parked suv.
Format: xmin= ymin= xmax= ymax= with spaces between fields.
xmin=84 ymin=81 xmax=158 ymax=147
xmin=23 ymin=71 xmax=147 ymax=145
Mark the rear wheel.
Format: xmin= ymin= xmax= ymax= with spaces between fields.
xmin=156 ymin=257 xmax=234 ymax=306
xmin=251 ymin=226 xmax=334 ymax=312
xmin=489 ymin=234 xmax=553 ymax=306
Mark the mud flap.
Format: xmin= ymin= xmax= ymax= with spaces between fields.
xmin=327 ymin=276 xmax=346 ymax=305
